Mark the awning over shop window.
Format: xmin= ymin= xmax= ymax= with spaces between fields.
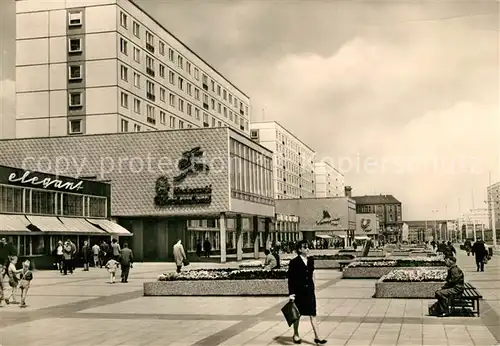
xmin=25 ymin=215 xmax=70 ymax=233
xmin=354 ymin=236 xmax=370 ymax=240
xmin=0 ymin=214 xmax=32 ymax=233
xmin=59 ymin=217 xmax=107 ymax=235
xmin=316 ymin=234 xmax=333 ymax=239
xmin=86 ymin=218 xmax=133 ymax=236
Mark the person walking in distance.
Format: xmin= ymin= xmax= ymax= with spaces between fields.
xmin=120 ymin=243 xmax=133 ymax=283
xmin=196 ymin=238 xmax=202 ymax=259
xmin=100 ymin=241 xmax=110 ymax=267
xmin=105 ymin=257 xmax=120 ymax=284
xmin=287 ymin=240 xmax=326 ymax=345
xmin=81 ymin=241 xmax=91 ymax=271
xmin=471 ymin=237 xmax=488 ymax=272
xmin=18 ymin=260 xmax=33 ymax=308
xmin=55 ymin=241 xmax=64 ymax=272
xmin=173 ymin=239 xmax=187 ymax=273
xmin=92 ymin=242 xmax=100 ymax=268
xmin=4 ymin=256 xmax=21 ymax=305
xmin=62 ymin=240 xmax=74 ymax=275
xmin=203 ymin=238 xmax=211 ymax=258
xmin=111 ymin=238 xmax=121 ymax=261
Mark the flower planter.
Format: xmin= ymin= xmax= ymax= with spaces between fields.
xmin=315 ymin=259 xmax=353 ymax=269
xmin=374 ymin=281 xmax=444 ymax=298
xmin=144 ymin=279 xmax=289 ymax=296
xmin=343 ymin=266 xmax=403 ymax=279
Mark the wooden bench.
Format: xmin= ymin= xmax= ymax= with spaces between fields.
xmin=448 ymin=282 xmax=482 ymax=316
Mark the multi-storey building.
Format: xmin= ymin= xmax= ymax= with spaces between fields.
xmin=314 ymin=160 xmax=345 ymax=198
xmin=15 ymin=0 xmax=250 ymax=138
xmin=249 ymin=121 xmax=316 ymax=199
xmin=487 ymin=182 xmax=500 ymax=231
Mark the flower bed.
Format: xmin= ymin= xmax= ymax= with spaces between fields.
xmin=146 ymin=269 xmax=289 ymax=296
xmin=374 ymin=268 xmax=447 ymax=298
xmin=239 ymin=259 xmax=291 ymax=269
xmin=342 ymin=257 xmax=445 ymax=279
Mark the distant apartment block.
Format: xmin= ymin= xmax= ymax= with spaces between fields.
xmin=487 ymin=182 xmax=500 ymax=230
xmin=314 ymin=160 xmax=345 ymax=198
xmin=15 ymin=0 xmax=250 ymax=138
xmin=250 ymin=121 xmax=316 ymax=199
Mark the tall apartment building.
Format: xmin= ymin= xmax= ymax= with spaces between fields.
xmin=15 ymin=0 xmax=250 ymax=138
xmin=314 ymin=160 xmax=345 ymax=198
xmin=487 ymin=182 xmax=500 ymax=230
xmin=250 ymin=121 xmax=315 ymax=199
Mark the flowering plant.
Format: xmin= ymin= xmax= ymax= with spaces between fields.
xmin=158 ymin=268 xmax=288 ymax=281
xmin=239 ymin=260 xmax=263 ymax=268
xmin=346 ymin=256 xmax=445 ymax=268
xmin=382 ymin=268 xmax=447 ymax=282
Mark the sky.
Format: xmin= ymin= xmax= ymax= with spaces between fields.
xmin=0 ymin=0 xmax=499 ymax=221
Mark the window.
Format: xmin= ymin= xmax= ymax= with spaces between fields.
xmin=211 ymin=99 xmax=215 ymax=110
xmin=31 ymin=189 xmax=56 ymax=215
xmin=146 ymin=30 xmax=154 ymax=46
xmin=229 ymin=94 xmax=233 ymax=103
xmin=120 ymin=92 xmax=129 ymax=108
xmin=146 ymin=55 xmax=155 ymax=70
xmin=69 ymin=38 xmax=82 ymax=53
xmin=195 ymin=108 xmax=200 ymax=120
xmin=62 ymin=193 xmax=84 ymax=216
xmin=245 ymin=106 xmax=249 ymax=115
xmin=88 ymin=196 xmax=106 ymax=218
xmin=120 ymin=119 xmax=129 ymax=132
xmin=187 ymin=83 xmax=192 ymax=96
xmin=160 ymin=111 xmax=166 ymax=124
xmin=160 ymin=87 xmax=166 ymax=102
xmin=68 ymin=11 xmax=82 ymax=27
xmin=212 ymin=117 xmax=216 ymax=127
xmin=146 ymin=80 xmax=155 ymax=100
xmin=178 ymin=120 xmax=184 ymax=129
xmin=194 ymin=68 xmax=199 ymax=80
xmin=188 ymin=124 xmax=192 ymax=129
xmin=178 ymin=56 xmax=183 ymax=69
xmin=69 ymin=119 xmax=82 ymax=134
xmin=134 ymin=99 xmax=141 ymax=113
xmin=218 ymin=121 xmax=222 ymax=127
xmin=229 ymin=110 xmax=233 ymax=121
xmin=178 ymin=77 xmax=184 ymax=90
xmin=119 ymin=38 xmax=128 ymax=55
xmin=68 ymin=65 xmax=82 ymax=80
xmin=203 ymin=94 xmax=209 ymax=104
xmin=133 ymin=21 xmax=140 ymax=37
xmin=202 ymin=74 xmax=208 ymax=85
xmin=217 ymin=85 xmax=221 ymax=96
xmin=159 ymin=41 xmax=165 ymax=55
xmin=133 ymin=47 xmax=140 ymax=62
xmin=223 ymin=89 xmax=227 ymax=100
xmin=134 ymin=124 xmax=141 ymax=132
xmin=133 ymin=72 xmax=140 ymax=88
xmin=68 ymin=92 xmax=83 ymax=108
xmin=169 ymin=116 xmax=175 ymax=128
xmin=217 ymin=102 xmax=221 ymax=114
xmin=211 ymin=80 xmax=215 ymax=91
xmin=187 ymin=103 xmax=192 ymax=116
xmin=186 ymin=61 xmax=191 ymax=74
xmin=120 ymin=65 xmax=128 ymax=82
xmin=147 ymin=105 xmax=155 ymax=123
xmin=195 ymin=88 xmax=200 ymax=100
xmin=159 ymin=64 xmax=165 ymax=78
xmin=169 ymin=71 xmax=175 ymax=85
xmin=169 ymin=93 xmax=176 ymax=106
xmin=120 ymin=12 xmax=128 ymax=29
xmin=178 ymin=99 xmax=184 ymax=112
xmin=169 ymin=48 xmax=175 ymax=62
xmin=223 ymin=107 xmax=227 ymax=118
xmin=203 ymin=113 xmax=209 ymax=123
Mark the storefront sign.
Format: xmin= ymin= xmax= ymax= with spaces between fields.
xmin=355 ymin=214 xmax=379 ymax=235
xmin=8 ymin=170 xmax=83 ymax=191
xmin=154 ymin=147 xmax=212 ymax=206
xmin=316 ymin=210 xmax=341 ymax=226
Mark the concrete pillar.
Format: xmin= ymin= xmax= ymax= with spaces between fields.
xmin=253 ymin=216 xmax=259 ymax=259
xmin=236 ymin=215 xmax=243 ymax=261
xmin=264 ymin=218 xmax=271 ymax=250
xmin=220 ymin=213 xmax=227 ymax=263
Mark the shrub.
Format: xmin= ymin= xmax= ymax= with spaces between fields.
xmin=382 ymin=268 xmax=447 ymax=282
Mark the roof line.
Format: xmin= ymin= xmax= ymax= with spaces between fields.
xmin=250 ymin=120 xmax=316 ymax=153
xmin=316 ymin=159 xmax=344 ymax=176
xmin=127 ymin=0 xmax=249 ymax=99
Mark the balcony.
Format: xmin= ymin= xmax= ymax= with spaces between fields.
xmin=146 ymin=43 xmax=155 ymax=53
xmin=147 ymin=117 xmax=156 ymax=125
xmin=146 ymin=67 xmax=155 ymax=77
xmin=146 ymin=93 xmax=156 ymax=102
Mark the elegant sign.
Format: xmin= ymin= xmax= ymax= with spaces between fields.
xmin=154 ymin=147 xmax=212 ymax=206
xmin=8 ymin=170 xmax=84 ymax=191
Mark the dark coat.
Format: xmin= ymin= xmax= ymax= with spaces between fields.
xmin=120 ymin=248 xmax=134 ymax=266
xmin=287 ymin=255 xmax=316 ymax=316
xmin=471 ymin=241 xmax=487 ymax=260
xmin=442 ymin=264 xmax=465 ymax=292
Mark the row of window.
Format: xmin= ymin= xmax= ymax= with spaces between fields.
xmin=118 ymin=10 xmax=249 ymax=116
xmin=276 ymin=130 xmax=314 ymax=159
xmin=276 ymin=168 xmax=315 ymax=192
xmin=0 ymin=185 xmax=107 ymax=218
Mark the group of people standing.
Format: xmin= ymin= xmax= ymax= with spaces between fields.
xmin=0 ymin=238 xmax=33 ymax=307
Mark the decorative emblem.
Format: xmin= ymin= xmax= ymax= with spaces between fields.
xmin=316 ymin=210 xmax=340 ymax=226
xmin=173 ymin=147 xmax=210 ymax=183
xmin=361 ymin=218 xmax=372 ymax=232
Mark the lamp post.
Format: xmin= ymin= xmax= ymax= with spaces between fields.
xmin=431 ymin=210 xmax=439 ymax=241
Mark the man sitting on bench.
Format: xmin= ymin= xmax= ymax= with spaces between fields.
xmin=433 ymin=256 xmax=464 ymax=317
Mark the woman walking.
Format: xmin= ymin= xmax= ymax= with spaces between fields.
xmin=287 ymin=240 xmax=326 ymax=345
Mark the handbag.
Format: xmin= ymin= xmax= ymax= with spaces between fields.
xmin=281 ymin=300 xmax=300 ymax=327
xmin=182 ymin=258 xmax=190 ymax=266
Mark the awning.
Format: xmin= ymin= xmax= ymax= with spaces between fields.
xmin=86 ymin=218 xmax=132 ymax=236
xmin=59 ymin=217 xmax=107 ymax=235
xmin=316 ymin=234 xmax=332 ymax=239
xmin=0 ymin=214 xmax=32 ymax=233
xmin=355 ymin=236 xmax=370 ymax=240
xmin=25 ymin=215 xmax=70 ymax=233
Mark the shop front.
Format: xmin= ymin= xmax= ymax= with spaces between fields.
xmin=275 ymin=197 xmax=357 ymax=247
xmin=0 ymin=165 xmax=132 ymax=268
xmin=0 ymin=128 xmax=275 ymax=262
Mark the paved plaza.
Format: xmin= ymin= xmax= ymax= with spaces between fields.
xmin=0 ymin=249 xmax=498 ymax=346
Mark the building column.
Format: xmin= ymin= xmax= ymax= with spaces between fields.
xmin=253 ymin=216 xmax=259 ymax=259
xmin=264 ymin=218 xmax=271 ymax=250
xmin=236 ymin=215 xmax=243 ymax=261
xmin=220 ymin=213 xmax=227 ymax=263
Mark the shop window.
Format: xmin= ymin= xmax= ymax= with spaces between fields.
xmin=31 ymin=189 xmax=56 ymax=215
xmin=62 ymin=193 xmax=84 ymax=217
xmin=88 ymin=196 xmax=106 ymax=218
xmin=32 ymin=235 xmax=49 ymax=255
xmin=0 ymin=185 xmax=23 ymax=213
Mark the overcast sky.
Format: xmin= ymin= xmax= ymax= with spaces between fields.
xmin=1 ymin=0 xmax=499 ymax=220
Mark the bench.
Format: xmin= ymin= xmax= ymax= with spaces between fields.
xmin=448 ymin=282 xmax=483 ymax=316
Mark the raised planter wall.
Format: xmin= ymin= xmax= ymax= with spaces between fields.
xmin=354 ymin=251 xmax=386 ymax=257
xmin=144 ymin=279 xmax=289 ymax=296
xmin=342 ymin=266 xmax=446 ymax=279
xmin=375 ymin=281 xmax=443 ymax=298
xmin=315 ymin=259 xmax=353 ymax=269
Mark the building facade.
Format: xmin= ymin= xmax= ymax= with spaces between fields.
xmin=353 ymin=194 xmax=402 ymax=242
xmin=249 ymin=121 xmax=316 ymax=200
xmin=0 ymin=164 xmax=131 ymax=267
xmin=15 ymin=0 xmax=250 ymax=139
xmin=314 ymin=161 xmax=344 ymax=198
xmin=0 ymin=127 xmax=274 ymax=262
xmin=487 ymin=182 xmax=500 ymax=231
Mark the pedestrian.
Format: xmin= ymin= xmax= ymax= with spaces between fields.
xmin=196 ymin=238 xmax=202 ymax=259
xmin=471 ymin=237 xmax=488 ymax=272
xmin=120 ymin=243 xmax=133 ymax=283
xmin=173 ymin=239 xmax=187 ymax=273
xmin=105 ymin=257 xmax=120 ymax=284
xmin=0 ymin=238 xmax=15 ymax=268
xmin=464 ymin=239 xmax=472 ymax=256
xmin=287 ymin=240 xmax=326 ymax=345
xmin=18 ymin=260 xmax=33 ymax=308
xmin=4 ymin=256 xmax=21 ymax=305
xmin=111 ymin=238 xmax=121 ymax=261
xmin=62 ymin=240 xmax=74 ymax=275
xmin=433 ymin=256 xmax=464 ymax=317
xmin=81 ymin=241 xmax=91 ymax=271
xmin=264 ymin=249 xmax=277 ymax=270
xmin=55 ymin=241 xmax=64 ymax=272
xmin=92 ymin=243 xmax=100 ymax=268
xmin=203 ymin=238 xmax=211 ymax=258
xmin=446 ymin=241 xmax=456 ymax=258
xmin=100 ymin=241 xmax=109 ymax=267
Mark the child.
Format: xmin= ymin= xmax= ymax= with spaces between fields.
xmin=105 ymin=257 xmax=119 ymax=283
xmin=19 ymin=260 xmax=33 ymax=308
xmin=5 ymin=256 xmax=20 ymax=305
